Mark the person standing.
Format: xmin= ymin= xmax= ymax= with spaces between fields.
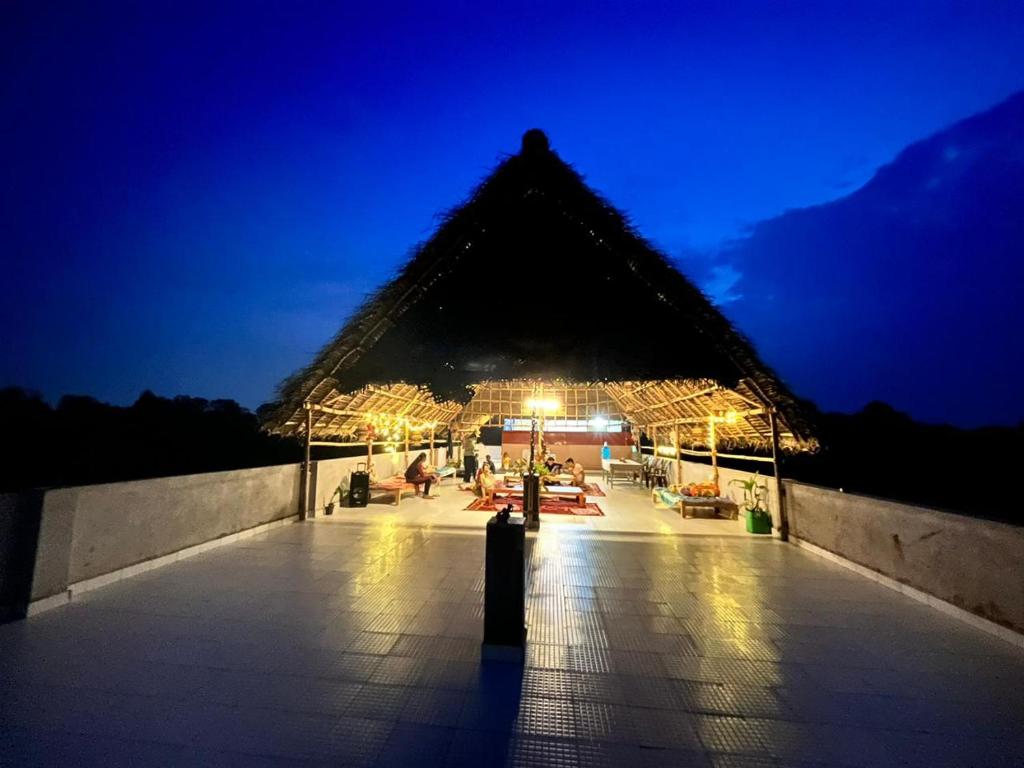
xmin=462 ymin=429 xmax=478 ymax=489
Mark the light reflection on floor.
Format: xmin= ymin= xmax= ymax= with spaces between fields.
xmin=1 ymin=517 xmax=1022 ymax=766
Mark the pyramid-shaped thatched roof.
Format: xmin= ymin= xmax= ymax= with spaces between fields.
xmin=263 ymin=130 xmax=815 ymax=451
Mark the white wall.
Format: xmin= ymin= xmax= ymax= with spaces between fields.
xmin=311 ymin=448 xmax=447 ymax=512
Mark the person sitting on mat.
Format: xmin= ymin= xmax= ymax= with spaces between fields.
xmin=478 ymin=462 xmax=497 ymax=505
xmin=405 ymin=453 xmax=438 ymax=499
xmin=564 ymin=458 xmax=585 ymax=487
xmin=501 ymin=452 xmax=512 ymax=471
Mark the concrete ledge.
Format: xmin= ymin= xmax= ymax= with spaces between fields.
xmin=25 ymin=590 xmax=72 ymax=617
xmin=26 ymin=515 xmax=298 ymax=616
xmin=791 ymin=536 xmax=1024 ymax=650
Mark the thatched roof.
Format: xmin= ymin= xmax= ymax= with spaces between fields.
xmin=262 ymin=130 xmax=816 ymax=451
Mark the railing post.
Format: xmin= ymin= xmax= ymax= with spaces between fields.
xmin=299 ymin=406 xmax=313 ymax=520
xmin=769 ymin=409 xmax=788 ymax=541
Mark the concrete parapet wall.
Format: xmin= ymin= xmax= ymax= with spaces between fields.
xmin=65 ymin=463 xmax=301 ymax=584
xmin=0 ymin=492 xmax=44 ymax=617
xmin=1 ymin=463 xmax=302 ymax=616
xmin=785 ymin=480 xmax=1024 ymax=634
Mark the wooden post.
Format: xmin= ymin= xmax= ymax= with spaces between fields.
xmin=538 ymin=413 xmax=545 ymax=460
xmin=708 ymin=416 xmax=719 ymax=490
xmin=300 ymin=407 xmax=313 ymax=520
xmin=429 ymin=425 xmax=435 ymax=467
xmin=364 ymin=421 xmax=372 ymax=475
xmin=404 ymin=421 xmax=410 ymax=470
xmin=674 ymin=427 xmax=682 ymax=485
xmin=651 ymin=425 xmax=657 ymax=460
xmin=769 ymin=409 xmax=788 ymax=541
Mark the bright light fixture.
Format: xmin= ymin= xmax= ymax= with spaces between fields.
xmin=525 ymin=398 xmax=560 ymax=412
xmin=589 ymin=416 xmax=609 ymax=429
xmin=657 ymin=445 xmax=677 ymax=457
xmin=725 ymin=410 xmax=738 ymax=424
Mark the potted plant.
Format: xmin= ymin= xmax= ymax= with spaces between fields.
xmin=730 ymin=473 xmax=772 ymax=534
xmin=324 ymin=482 xmax=343 ymax=515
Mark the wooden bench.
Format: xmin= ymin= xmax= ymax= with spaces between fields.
xmin=370 ymin=477 xmax=418 ymax=506
xmin=652 ymin=487 xmax=739 ymax=520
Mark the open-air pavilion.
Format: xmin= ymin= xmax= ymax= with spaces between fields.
xmin=262 ymin=130 xmax=816 ymax=533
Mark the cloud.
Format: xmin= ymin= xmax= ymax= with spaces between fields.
xmin=702 ymin=263 xmax=744 ymax=305
xmin=674 ymin=247 xmax=744 ymax=306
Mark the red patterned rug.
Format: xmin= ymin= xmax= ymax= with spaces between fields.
xmin=464 ymin=497 xmax=605 ymax=516
xmin=460 ymin=482 xmax=605 ymax=497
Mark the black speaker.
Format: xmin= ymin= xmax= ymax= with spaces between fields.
xmin=348 ymin=470 xmax=369 ymax=507
xmin=483 ymin=515 xmax=526 ymax=651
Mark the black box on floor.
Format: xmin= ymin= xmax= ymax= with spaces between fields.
xmin=348 ymin=470 xmax=369 ymax=507
xmin=482 ymin=515 xmax=526 ymax=658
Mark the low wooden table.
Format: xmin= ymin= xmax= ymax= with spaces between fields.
xmin=652 ymin=488 xmax=739 ymax=520
xmin=495 ymin=484 xmax=588 ymax=508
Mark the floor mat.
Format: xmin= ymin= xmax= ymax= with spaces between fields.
xmin=464 ymin=497 xmax=605 ymax=516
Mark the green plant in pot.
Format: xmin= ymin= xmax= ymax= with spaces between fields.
xmin=729 ymin=473 xmax=772 ymax=534
xmin=325 ymin=483 xmax=343 ymax=516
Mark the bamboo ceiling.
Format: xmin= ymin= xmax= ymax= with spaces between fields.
xmin=275 ymin=378 xmax=814 ymax=452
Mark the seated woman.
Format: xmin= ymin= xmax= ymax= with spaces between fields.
xmin=478 ymin=462 xmax=497 ymax=505
xmin=543 ymin=455 xmax=562 ymax=474
xmin=501 ymin=452 xmax=512 ymax=471
xmin=405 ymin=453 xmax=439 ymax=499
xmin=564 ymin=458 xmax=586 ymax=487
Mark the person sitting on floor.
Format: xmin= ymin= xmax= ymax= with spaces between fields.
xmin=544 ymin=455 xmax=561 ymax=474
xmin=405 ymin=453 xmax=439 ymax=499
xmin=482 ymin=454 xmax=496 ymax=474
xmin=501 ymin=452 xmax=512 ymax=471
xmin=564 ymin=457 xmax=586 ymax=487
xmin=478 ymin=462 xmax=497 ymax=505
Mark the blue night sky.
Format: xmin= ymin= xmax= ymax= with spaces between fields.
xmin=3 ymin=2 xmax=1024 ymax=425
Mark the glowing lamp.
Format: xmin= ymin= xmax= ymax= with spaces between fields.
xmin=525 ymin=398 xmax=560 ymax=412
xmin=589 ymin=416 xmax=609 ymax=429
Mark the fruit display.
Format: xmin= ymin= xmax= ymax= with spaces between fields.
xmin=681 ymin=482 xmax=720 ymax=497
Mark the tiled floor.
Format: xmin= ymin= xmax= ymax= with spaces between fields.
xmin=2 ymin=518 xmax=1023 ymax=767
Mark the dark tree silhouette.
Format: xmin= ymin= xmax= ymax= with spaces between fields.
xmin=0 ymin=388 xmax=301 ymax=491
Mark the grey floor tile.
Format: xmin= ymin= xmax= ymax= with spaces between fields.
xmin=2 ymin=519 xmax=1021 ymax=768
